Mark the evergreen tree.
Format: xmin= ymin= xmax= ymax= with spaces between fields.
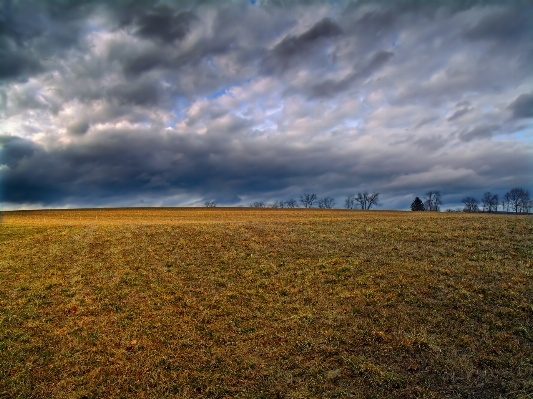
xmin=411 ymin=197 xmax=425 ymax=211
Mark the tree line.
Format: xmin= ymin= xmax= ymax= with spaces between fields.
xmin=249 ymin=194 xmax=338 ymax=209
xmin=205 ymin=192 xmax=381 ymax=209
xmin=459 ymin=188 xmax=531 ymax=214
xmin=411 ymin=191 xmax=442 ymax=212
xmin=410 ymin=191 xmax=442 ymax=211
xmin=250 ymin=192 xmax=383 ymax=209
xmin=204 ymin=187 xmax=531 ymax=214
xmin=410 ymin=187 xmax=532 ymax=214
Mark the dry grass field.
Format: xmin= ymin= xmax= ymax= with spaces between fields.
xmin=0 ymin=208 xmax=531 ymax=398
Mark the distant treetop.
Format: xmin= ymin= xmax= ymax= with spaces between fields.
xmin=411 ymin=197 xmax=425 ymax=211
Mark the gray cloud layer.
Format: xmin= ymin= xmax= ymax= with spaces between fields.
xmin=1 ymin=0 xmax=532 ymax=209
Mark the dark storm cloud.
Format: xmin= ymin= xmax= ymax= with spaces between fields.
xmin=0 ymin=1 xmax=97 ymax=81
xmin=0 ymin=136 xmax=66 ymax=204
xmin=121 ymin=53 xmax=167 ymax=76
xmin=341 ymin=3 xmax=397 ymax=38
xmin=0 ymin=43 xmax=42 ymax=79
xmin=2 ymin=120 xmax=530 ymax=208
xmin=115 ymin=4 xmax=286 ymax=94
xmin=0 ymin=128 xmax=346 ymax=204
xmin=0 ymin=135 xmax=37 ymax=169
xmin=274 ymin=17 xmax=343 ymax=56
xmin=263 ymin=17 xmax=342 ymax=73
xmin=0 ymin=1 xmax=43 ymax=79
xmin=464 ymin=6 xmax=532 ymax=43
xmin=508 ymin=92 xmax=533 ymax=119
xmin=132 ymin=8 xmax=197 ymax=43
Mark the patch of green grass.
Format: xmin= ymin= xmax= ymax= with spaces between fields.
xmin=0 ymin=209 xmax=532 ymax=398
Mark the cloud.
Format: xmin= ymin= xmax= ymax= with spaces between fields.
xmin=263 ymin=17 xmax=342 ymax=74
xmin=309 ymin=50 xmax=394 ymax=98
xmin=132 ymin=8 xmax=198 ymax=44
xmin=0 ymin=135 xmax=37 ymax=169
xmin=413 ymin=135 xmax=448 ymax=151
xmin=458 ymin=123 xmax=500 ymax=142
xmin=0 ymin=44 xmax=43 ymax=80
xmin=508 ymin=92 xmax=533 ymax=119
xmin=464 ymin=6 xmax=532 ymax=43
xmin=67 ymin=120 xmax=90 ymax=136
xmin=273 ymin=17 xmax=343 ymax=57
xmin=447 ymin=107 xmax=472 ymax=122
xmin=107 ymin=80 xmax=163 ymax=107
xmin=387 ymin=167 xmax=481 ymax=191
xmin=1 ymin=1 xmax=532 ymax=210
xmin=0 ymin=1 xmax=98 ymax=82
xmin=412 ymin=116 xmax=438 ymax=130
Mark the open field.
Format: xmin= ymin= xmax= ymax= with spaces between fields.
xmin=0 ymin=209 xmax=532 ymax=398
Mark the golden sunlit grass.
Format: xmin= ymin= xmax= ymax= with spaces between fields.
xmin=1 ymin=209 xmax=532 ymax=398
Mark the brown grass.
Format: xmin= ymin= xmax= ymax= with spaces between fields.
xmin=0 ymin=208 xmax=532 ymax=398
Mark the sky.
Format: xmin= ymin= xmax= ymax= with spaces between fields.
xmin=1 ymin=0 xmax=532 ymax=210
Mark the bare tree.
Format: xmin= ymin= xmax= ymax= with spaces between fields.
xmin=300 ymin=193 xmax=317 ymax=208
xmin=285 ymin=199 xmax=298 ymax=208
xmin=501 ymin=192 xmax=511 ymax=213
xmin=269 ymin=201 xmax=290 ymax=208
xmin=462 ymin=197 xmax=479 ymax=213
xmin=355 ymin=193 xmax=366 ymax=210
xmin=525 ymin=198 xmax=533 ymax=214
xmin=367 ymin=193 xmax=380 ymax=209
xmin=505 ymin=187 xmax=530 ymax=214
xmin=490 ymin=194 xmax=499 ymax=213
xmin=204 ymin=201 xmax=217 ymax=207
xmin=520 ymin=190 xmax=533 ymax=213
xmin=318 ymin=197 xmax=335 ymax=209
xmin=252 ymin=201 xmax=266 ymax=208
xmin=354 ymin=192 xmax=380 ymax=210
xmin=481 ymin=192 xmax=499 ymax=213
xmin=345 ymin=195 xmax=357 ymax=209
xmin=424 ymin=191 xmax=442 ymax=211
xmin=481 ymin=192 xmax=490 ymax=212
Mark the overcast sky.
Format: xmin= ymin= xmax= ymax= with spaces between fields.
xmin=1 ymin=0 xmax=532 ymax=210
